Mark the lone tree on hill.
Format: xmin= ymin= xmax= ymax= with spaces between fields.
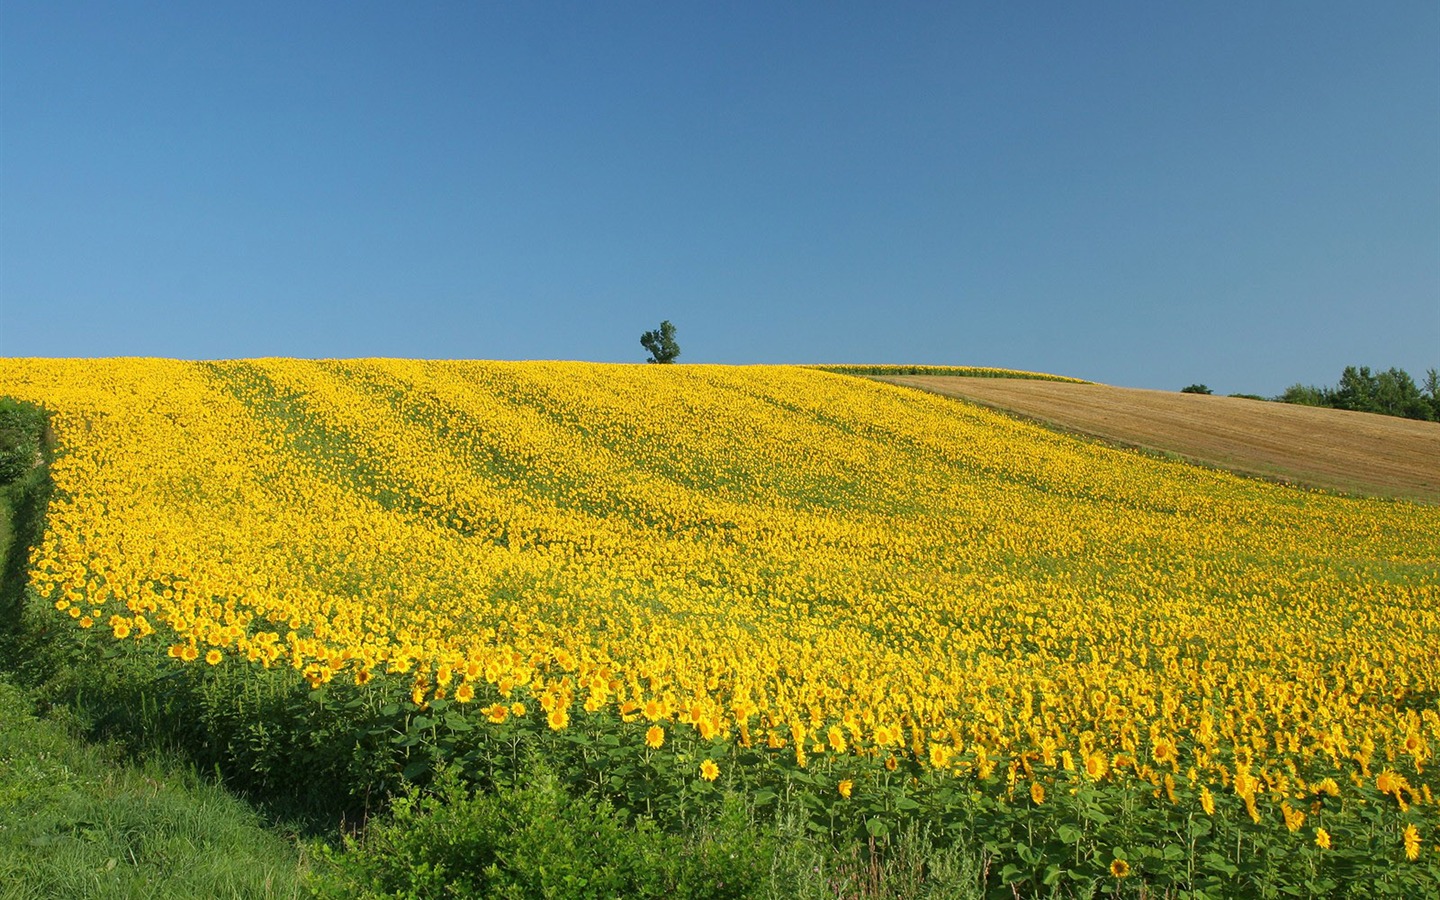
xmin=1181 ymin=384 xmax=1213 ymax=395
xmin=640 ymin=320 xmax=680 ymax=364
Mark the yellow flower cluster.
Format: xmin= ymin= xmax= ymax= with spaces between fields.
xmin=5 ymin=358 xmax=1438 ymax=815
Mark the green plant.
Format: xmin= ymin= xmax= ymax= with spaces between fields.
xmin=640 ymin=320 xmax=681 ymax=364
xmin=309 ymin=761 xmax=771 ymax=899
xmin=0 ymin=398 xmax=46 ymax=485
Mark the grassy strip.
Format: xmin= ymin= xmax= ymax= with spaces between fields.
xmin=806 ymin=364 xmax=1089 ymax=382
xmin=0 ymin=679 xmax=309 ymax=900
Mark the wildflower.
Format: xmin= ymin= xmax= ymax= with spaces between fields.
xmin=646 ymin=725 xmax=665 ymax=749
xmin=1110 ymin=859 xmax=1130 ymax=878
xmin=1404 ymin=824 xmax=1420 ymax=861
xmin=1315 ymin=828 xmax=1330 ymax=850
xmin=700 ymin=759 xmax=719 ymax=782
xmin=838 ymin=779 xmax=853 ymax=799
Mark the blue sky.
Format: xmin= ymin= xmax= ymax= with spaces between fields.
xmin=3 ymin=2 xmax=1436 ymax=394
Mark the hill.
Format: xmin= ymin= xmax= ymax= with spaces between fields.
xmin=877 ymin=375 xmax=1440 ymax=504
xmin=1 ymin=359 xmax=1437 ymax=894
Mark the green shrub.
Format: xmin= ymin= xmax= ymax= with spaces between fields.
xmin=0 ymin=397 xmax=45 ymax=485
xmin=309 ymin=762 xmax=773 ymax=900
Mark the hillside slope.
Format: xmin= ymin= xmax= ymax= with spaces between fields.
xmin=1 ymin=359 xmax=1436 ymax=835
xmin=879 ymin=376 xmax=1440 ymax=504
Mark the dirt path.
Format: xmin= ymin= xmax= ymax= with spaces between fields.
xmin=877 ymin=376 xmax=1440 ymax=504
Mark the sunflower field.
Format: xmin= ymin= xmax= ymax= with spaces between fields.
xmin=2 ymin=358 xmax=1436 ymax=896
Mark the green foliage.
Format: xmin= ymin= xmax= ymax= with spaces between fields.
xmin=1279 ymin=383 xmax=1328 ymax=407
xmin=1181 ymin=384 xmax=1213 ymax=395
xmin=0 ymin=397 xmax=47 ymax=485
xmin=309 ymin=762 xmax=772 ymax=900
xmin=640 ymin=320 xmax=681 ymax=364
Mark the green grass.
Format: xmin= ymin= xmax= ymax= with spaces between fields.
xmin=0 ymin=679 xmax=310 ymax=900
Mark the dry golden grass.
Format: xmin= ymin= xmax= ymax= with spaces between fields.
xmin=878 ymin=376 xmax=1440 ymax=504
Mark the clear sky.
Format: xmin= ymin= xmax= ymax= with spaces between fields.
xmin=3 ymin=2 xmax=1437 ymax=395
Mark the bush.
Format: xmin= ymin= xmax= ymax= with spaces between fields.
xmin=309 ymin=762 xmax=773 ymax=900
xmin=0 ymin=398 xmax=46 ymax=485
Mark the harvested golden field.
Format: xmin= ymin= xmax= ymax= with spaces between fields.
xmin=2 ymin=359 xmax=1437 ymax=873
xmin=879 ymin=376 xmax=1440 ymax=504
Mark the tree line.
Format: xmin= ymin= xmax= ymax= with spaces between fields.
xmin=1188 ymin=366 xmax=1440 ymax=421
xmin=1275 ymin=365 xmax=1439 ymax=422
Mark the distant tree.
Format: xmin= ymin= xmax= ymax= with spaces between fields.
xmin=1373 ymin=367 xmax=1433 ymax=421
xmin=639 ymin=320 xmax=681 ymax=364
xmin=1180 ymin=384 xmax=1213 ymax=395
xmin=1424 ymin=368 xmax=1440 ymax=420
xmin=1330 ymin=365 xmax=1378 ymax=413
xmin=1278 ymin=383 xmax=1328 ymax=407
